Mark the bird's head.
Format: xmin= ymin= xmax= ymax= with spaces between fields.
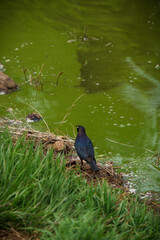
xmin=76 ymin=125 xmax=86 ymax=136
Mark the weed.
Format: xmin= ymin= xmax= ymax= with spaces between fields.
xmin=22 ymin=64 xmax=44 ymax=91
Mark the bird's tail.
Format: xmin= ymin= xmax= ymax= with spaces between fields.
xmin=90 ymin=161 xmax=99 ymax=172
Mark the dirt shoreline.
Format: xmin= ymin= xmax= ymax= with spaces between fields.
xmin=0 ymin=118 xmax=124 ymax=189
xmin=0 ymin=119 xmax=160 ymax=209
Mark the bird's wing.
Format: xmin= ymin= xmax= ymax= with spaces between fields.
xmin=76 ymin=137 xmax=94 ymax=162
xmin=85 ymin=137 xmax=94 ymax=157
xmin=75 ymin=140 xmax=86 ymax=155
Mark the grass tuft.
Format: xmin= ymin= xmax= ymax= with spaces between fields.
xmin=0 ymin=129 xmax=160 ymax=239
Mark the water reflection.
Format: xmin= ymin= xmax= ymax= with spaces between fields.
xmin=74 ymin=1 xmax=160 ymax=93
xmin=77 ymin=39 xmax=123 ymax=93
xmin=122 ymin=57 xmax=160 ymax=150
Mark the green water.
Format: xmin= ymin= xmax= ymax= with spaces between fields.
xmin=0 ymin=0 xmax=160 ymax=193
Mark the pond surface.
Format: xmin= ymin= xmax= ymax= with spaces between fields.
xmin=0 ymin=0 xmax=160 ymax=194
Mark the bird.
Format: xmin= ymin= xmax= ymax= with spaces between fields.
xmin=75 ymin=125 xmax=99 ymax=172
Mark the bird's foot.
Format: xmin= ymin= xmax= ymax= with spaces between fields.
xmin=80 ymin=165 xmax=84 ymax=171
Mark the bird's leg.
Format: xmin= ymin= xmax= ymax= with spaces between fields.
xmin=80 ymin=159 xmax=83 ymax=170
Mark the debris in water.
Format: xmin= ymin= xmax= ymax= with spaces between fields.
xmin=26 ymin=113 xmax=42 ymax=122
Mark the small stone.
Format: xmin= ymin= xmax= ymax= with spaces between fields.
xmin=0 ymin=64 xmax=4 ymax=70
xmin=53 ymin=141 xmax=65 ymax=151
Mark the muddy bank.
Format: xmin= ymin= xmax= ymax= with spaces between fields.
xmin=0 ymin=71 xmax=18 ymax=94
xmin=0 ymin=118 xmax=124 ymax=189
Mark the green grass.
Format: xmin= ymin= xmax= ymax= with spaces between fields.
xmin=0 ymin=129 xmax=160 ymax=239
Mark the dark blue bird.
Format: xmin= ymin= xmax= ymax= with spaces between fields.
xmin=75 ymin=125 xmax=99 ymax=172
